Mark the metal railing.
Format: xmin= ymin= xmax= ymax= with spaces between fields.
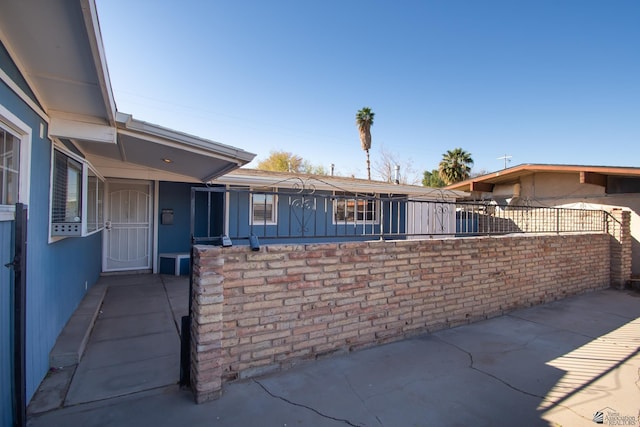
xmin=190 ymin=185 xmax=608 ymax=245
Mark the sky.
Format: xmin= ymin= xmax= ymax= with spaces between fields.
xmin=95 ymin=0 xmax=640 ymax=182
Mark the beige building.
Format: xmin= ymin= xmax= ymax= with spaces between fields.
xmin=446 ymin=164 xmax=640 ymax=277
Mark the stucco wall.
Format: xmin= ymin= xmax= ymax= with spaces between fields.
xmin=487 ymin=172 xmax=640 ymax=275
xmin=519 ymin=173 xmax=606 ymax=199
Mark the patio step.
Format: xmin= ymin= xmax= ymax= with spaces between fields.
xmin=49 ymin=281 xmax=107 ymax=368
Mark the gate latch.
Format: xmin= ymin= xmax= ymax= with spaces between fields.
xmin=4 ymin=256 xmax=19 ymax=269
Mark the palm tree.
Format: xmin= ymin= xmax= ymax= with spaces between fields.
xmin=438 ymin=148 xmax=474 ymax=185
xmin=356 ymin=107 xmax=375 ymax=180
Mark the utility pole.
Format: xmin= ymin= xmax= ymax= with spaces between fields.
xmin=497 ymin=154 xmax=512 ymax=169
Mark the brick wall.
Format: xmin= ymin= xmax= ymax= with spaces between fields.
xmin=609 ymin=209 xmax=632 ymax=288
xmin=190 ymin=232 xmax=616 ymax=402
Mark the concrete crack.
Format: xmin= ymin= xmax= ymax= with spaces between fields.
xmin=343 ymin=374 xmax=384 ymax=427
xmin=254 ymin=380 xmax=364 ymax=427
xmin=433 ymin=336 xmax=544 ymax=399
xmin=507 ymin=313 xmax=597 ymax=340
xmin=433 ymin=336 xmax=592 ymax=422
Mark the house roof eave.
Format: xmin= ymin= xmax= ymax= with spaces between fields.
xmin=0 ymin=0 xmax=116 ymax=125
xmin=72 ymin=112 xmax=256 ymax=182
xmin=215 ymin=169 xmax=468 ymax=200
xmin=445 ymin=163 xmax=640 ymax=192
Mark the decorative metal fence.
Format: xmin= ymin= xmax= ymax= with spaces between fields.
xmin=190 ymin=185 xmax=608 ymax=246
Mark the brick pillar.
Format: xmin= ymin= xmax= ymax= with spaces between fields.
xmin=608 ymin=209 xmax=631 ymax=289
xmin=190 ymin=245 xmax=224 ymax=403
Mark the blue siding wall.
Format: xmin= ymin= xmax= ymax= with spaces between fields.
xmin=158 ymin=182 xmax=224 ymax=274
xmin=381 ymin=196 xmax=407 ymax=235
xmin=0 ymin=221 xmax=13 ymax=427
xmin=172 ymin=186 xmax=408 ymax=251
xmin=1 ymin=79 xmax=103 ymax=404
xmin=227 ymin=190 xmax=405 ymax=245
xmin=158 ymin=182 xmax=193 ymax=256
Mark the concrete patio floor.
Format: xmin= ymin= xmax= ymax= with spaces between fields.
xmin=27 ymin=276 xmax=640 ymax=427
xmin=27 ymin=274 xmax=188 ymax=414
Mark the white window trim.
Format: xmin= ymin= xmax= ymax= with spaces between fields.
xmin=332 ymin=192 xmax=380 ymax=225
xmin=48 ymin=141 xmax=105 ymax=241
xmin=0 ymin=103 xmax=32 ymax=221
xmin=250 ymin=187 xmax=278 ymax=225
xmin=83 ymin=164 xmax=105 ymax=236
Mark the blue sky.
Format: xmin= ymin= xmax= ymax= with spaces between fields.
xmin=96 ymin=1 xmax=639 ymax=182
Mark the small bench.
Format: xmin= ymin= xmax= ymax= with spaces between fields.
xmin=159 ymin=252 xmax=190 ymax=276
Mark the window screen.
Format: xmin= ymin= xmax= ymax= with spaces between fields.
xmin=52 ymin=150 xmax=82 ymax=223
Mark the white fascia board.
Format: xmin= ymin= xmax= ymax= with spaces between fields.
xmin=80 ymin=0 xmax=117 ymax=125
xmin=214 ymin=175 xmax=294 ymax=188
xmin=49 ymin=115 xmax=117 ymax=144
xmin=117 ymin=113 xmax=255 ymax=164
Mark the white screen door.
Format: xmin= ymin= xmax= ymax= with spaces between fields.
xmin=103 ymin=181 xmax=152 ymax=271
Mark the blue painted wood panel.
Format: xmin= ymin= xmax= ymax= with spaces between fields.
xmin=1 ymin=78 xmax=103 ymax=404
xmin=227 ymin=189 xmax=406 ymax=244
xmin=157 ymin=182 xmax=225 ymax=274
xmin=158 ymin=182 xmax=195 ymax=256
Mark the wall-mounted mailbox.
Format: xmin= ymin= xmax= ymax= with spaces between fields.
xmin=161 ymin=209 xmax=174 ymax=225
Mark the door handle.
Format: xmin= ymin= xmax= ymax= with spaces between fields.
xmin=105 ymin=221 xmax=112 ymax=231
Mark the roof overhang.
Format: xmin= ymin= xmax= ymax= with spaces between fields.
xmin=74 ymin=113 xmax=255 ymax=182
xmin=0 ymin=0 xmax=116 ymax=125
xmin=1 ymin=1 xmax=256 ymax=182
xmin=445 ymin=164 xmax=640 ymax=193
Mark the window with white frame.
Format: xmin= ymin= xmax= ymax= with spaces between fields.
xmin=51 ymin=147 xmax=104 ymax=237
xmin=333 ymin=192 xmax=379 ymax=223
xmin=0 ymin=106 xmax=31 ymax=221
xmin=250 ymin=189 xmax=277 ymax=224
xmin=0 ymin=126 xmax=20 ymax=205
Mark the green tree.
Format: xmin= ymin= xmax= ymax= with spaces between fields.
xmin=438 ymin=148 xmax=474 ymax=185
xmin=356 ymin=107 xmax=375 ymax=180
xmin=301 ymin=161 xmax=328 ymax=175
xmin=257 ymin=151 xmax=327 ymax=175
xmin=257 ymin=151 xmax=303 ymax=172
xmin=422 ymin=169 xmax=445 ymax=187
